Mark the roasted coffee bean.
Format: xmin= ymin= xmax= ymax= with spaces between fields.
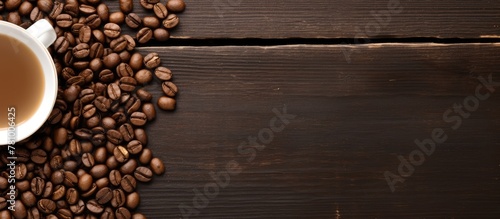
xmin=154 ymin=67 xmax=172 ymax=80
xmin=134 ymin=166 xmax=152 ymax=182
xmin=120 ymin=50 xmax=132 ymax=62
xmin=162 ymin=81 xmax=178 ymax=97
xmin=64 ymin=171 xmax=78 ymax=187
xmin=119 ymin=77 xmax=137 ymax=92
xmin=96 ymin=177 xmax=109 ymax=189
xmin=109 ymin=170 xmax=122 ymax=187
xmin=119 ymin=0 xmax=133 ymax=13
xmin=90 ymin=164 xmax=109 ymax=179
xmin=81 ymin=182 xmax=98 ymax=198
xmin=98 ymin=69 xmax=114 ymax=83
xmin=143 ymin=16 xmax=160 ymax=29
xmin=150 ymin=157 xmax=166 ymax=175
xmin=89 ymin=42 xmax=104 ymax=58
xmin=136 ymin=27 xmax=153 ymax=44
xmin=124 ymin=13 xmax=141 ymax=29
xmin=109 ymin=11 xmax=125 ymax=24
xmin=79 ymin=4 xmax=96 ymax=15
xmin=102 ymin=207 xmax=115 ymax=219
xmin=95 ymin=187 xmax=113 ymax=204
xmin=117 ymin=63 xmax=134 ymax=78
xmin=37 ymin=199 xmax=56 ymax=214
xmin=82 ymin=152 xmax=95 ymax=168
xmin=153 ymin=3 xmax=168 ymax=19
xmin=164 ymin=14 xmax=180 ymax=29
xmin=0 ymin=211 xmax=11 ymax=219
xmin=112 ymin=112 xmax=128 ymax=125
xmin=135 ymin=129 xmax=148 ymax=147
xmin=144 ymin=52 xmax=160 ymax=69
xmin=15 ymin=163 xmax=27 ymax=180
xmin=18 ymin=180 xmax=32 ymax=192
xmin=92 ymin=133 xmax=106 ymax=146
xmin=31 ymin=149 xmax=47 ymax=164
xmin=56 ymin=14 xmax=73 ymax=28
xmin=111 ymin=189 xmax=126 ymax=208
xmin=75 ymin=128 xmax=93 ymax=140
xmin=71 ymin=23 xmax=84 ymax=35
xmin=103 ymin=53 xmax=121 ymax=69
xmin=121 ymin=93 xmax=132 ymax=104
xmin=130 ymin=112 xmax=147 ymax=126
xmin=78 ymin=173 xmax=93 ymax=191
xmin=67 ymin=75 xmax=86 ymax=85
xmin=110 ymin=36 xmax=128 ymax=52
xmin=89 ymin=58 xmax=103 ymax=72
xmin=41 ymin=181 xmax=53 ymax=198
xmin=48 ymin=1 xmax=64 ymax=19
xmin=64 ymin=160 xmax=78 ymax=172
xmin=92 ymin=147 xmax=106 ymax=165
xmin=51 ymin=170 xmax=65 ymax=185
xmin=66 ymin=188 xmax=79 ymax=205
xmin=64 ymin=1 xmax=79 ymax=17
xmin=157 ymin=96 xmax=176 ymax=110
xmin=19 ymin=1 xmax=34 ymax=16
xmin=73 ymin=43 xmax=90 ymax=58
xmin=106 ymin=83 xmax=120 ymax=101
xmin=31 ymin=177 xmax=45 ymax=196
xmin=136 ymin=88 xmax=153 ymax=102
xmin=80 ymin=88 xmax=96 ymax=104
xmin=54 ymin=36 xmax=70 ymax=54
xmin=106 ymin=129 xmax=123 ymax=145
xmin=95 ymin=96 xmax=111 ymax=112
xmin=126 ymin=192 xmax=140 ymax=209
xmin=0 ymin=197 xmax=6 ymax=210
xmin=97 ymin=3 xmax=109 ymax=21
xmin=85 ymin=14 xmax=101 ymax=29
xmin=38 ymin=0 xmax=53 ymax=13
xmin=92 ymin=29 xmax=106 ymax=43
xmin=30 ymin=6 xmax=43 ymax=22
xmin=86 ymin=199 xmax=104 ymax=214
xmin=64 ymin=84 xmax=80 ymax=102
xmin=167 ymin=0 xmax=186 ymax=12
xmin=57 ymin=208 xmax=73 ymax=219
xmin=154 ymin=28 xmax=170 ymax=41
xmin=52 ymin=185 xmax=66 ymax=201
xmin=139 ymin=0 xmax=156 ymax=10
xmin=82 ymin=104 xmax=96 ymax=118
xmin=135 ymin=69 xmax=153 ymax=84
xmin=70 ymin=199 xmax=85 ymax=215
xmin=101 ymin=117 xmax=116 ymax=130
xmin=80 ymin=69 xmax=94 ymax=84
xmin=116 ymin=207 xmax=131 ymax=219
xmin=120 ymin=175 xmax=136 ymax=193
xmin=118 ymin=123 xmax=134 ymax=142
xmin=113 ymin=146 xmax=129 ymax=163
xmin=12 ymin=201 xmax=27 ymax=219
xmin=129 ymin=53 xmax=143 ymax=71
xmin=54 ymin=127 xmax=68 ymax=146
xmin=5 ymin=0 xmax=22 ymax=11
xmin=64 ymin=32 xmax=77 ymax=46
xmin=125 ymin=97 xmax=141 ymax=114
xmin=104 ymin=23 xmax=121 ymax=38
xmin=21 ymin=191 xmax=37 ymax=207
xmin=120 ymin=159 xmax=138 ymax=175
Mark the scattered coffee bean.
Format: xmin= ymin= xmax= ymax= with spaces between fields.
xmin=157 ymin=96 xmax=176 ymax=111
xmin=167 ymin=0 xmax=186 ymax=13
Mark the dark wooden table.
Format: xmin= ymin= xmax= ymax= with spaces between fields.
xmin=124 ymin=1 xmax=500 ymax=218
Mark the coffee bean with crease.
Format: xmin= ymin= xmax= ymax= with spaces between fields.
xmin=117 ymin=63 xmax=134 ymax=78
xmin=52 ymin=184 xmax=66 ymax=200
xmin=31 ymin=149 xmax=47 ymax=164
xmin=116 ymin=206 xmax=132 ymax=219
xmin=112 ymin=112 xmax=128 ymax=125
xmin=31 ymin=177 xmax=45 ymax=196
xmin=37 ymin=199 xmax=56 ymax=214
xmin=72 ymin=43 xmax=90 ymax=58
xmin=95 ymin=96 xmax=111 ymax=112
xmin=99 ymin=69 xmax=115 ymax=83
xmin=80 ymin=88 xmax=96 ymax=104
xmin=54 ymin=36 xmax=70 ymax=54
xmin=125 ymin=97 xmax=141 ymax=114
xmin=154 ymin=3 xmax=168 ymax=19
xmin=119 ymin=77 xmax=137 ymax=92
xmin=130 ymin=112 xmax=147 ymax=126
xmin=114 ymin=146 xmax=129 ymax=163
xmin=111 ymin=189 xmax=126 ymax=208
xmin=125 ymin=13 xmax=141 ymax=29
xmin=144 ymin=52 xmax=161 ymax=69
xmin=104 ymin=23 xmax=121 ymax=38
xmin=162 ymin=81 xmax=178 ymax=97
xmin=120 ymin=175 xmax=136 ymax=193
xmin=85 ymin=14 xmax=102 ymax=29
xmin=79 ymin=4 xmax=96 ymax=15
xmin=57 ymin=208 xmax=73 ymax=219
xmin=70 ymin=199 xmax=85 ymax=215
xmin=96 ymin=187 xmax=113 ymax=204
xmin=140 ymin=0 xmax=157 ymax=9
xmin=63 ymin=171 xmax=78 ymax=187
xmin=49 ymin=2 xmax=64 ymax=19
xmin=136 ymin=27 xmax=153 ymax=44
xmin=75 ymin=128 xmax=93 ymax=140
xmin=82 ymin=104 xmax=96 ymax=118
xmin=86 ymin=199 xmax=104 ymax=214
xmin=56 ymin=14 xmax=73 ymax=28
xmin=107 ymin=129 xmax=123 ymax=145
xmin=73 ymin=99 xmax=82 ymax=116
xmin=109 ymin=170 xmax=122 ymax=186
xmin=110 ymin=36 xmax=128 ymax=52
xmin=119 ymin=123 xmax=134 ymax=142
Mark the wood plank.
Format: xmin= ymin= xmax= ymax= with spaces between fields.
xmin=133 ymin=44 xmax=500 ymax=218
xmin=112 ymin=0 xmax=500 ymax=39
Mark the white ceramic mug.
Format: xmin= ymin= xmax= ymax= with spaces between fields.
xmin=0 ymin=19 xmax=57 ymax=145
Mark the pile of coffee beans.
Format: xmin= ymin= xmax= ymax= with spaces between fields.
xmin=0 ymin=0 xmax=186 ymax=218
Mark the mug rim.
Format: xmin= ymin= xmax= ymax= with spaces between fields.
xmin=0 ymin=21 xmax=58 ymax=145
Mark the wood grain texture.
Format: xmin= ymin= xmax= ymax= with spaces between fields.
xmin=112 ymin=0 xmax=500 ymax=39
xmin=133 ymin=44 xmax=500 ymax=218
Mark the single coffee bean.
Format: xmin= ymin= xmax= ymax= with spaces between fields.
xmin=125 ymin=13 xmax=141 ymax=29
xmin=162 ymin=81 xmax=178 ymax=97
xmin=51 ymin=170 xmax=65 ymax=185
xmin=103 ymin=53 xmax=121 ymax=69
xmin=81 ymin=182 xmax=98 ymax=198
xmin=157 ymin=96 xmax=176 ymax=111
xmin=86 ymin=199 xmax=104 ymax=214
xmin=109 ymin=11 xmax=125 ymax=24
xmin=109 ymin=170 xmax=122 ymax=186
xmin=73 ymin=43 xmax=90 ymax=58
xmin=119 ymin=77 xmax=137 ymax=92
xmin=117 ymin=63 xmax=134 ymax=78
xmin=64 ymin=171 xmax=78 ymax=187
xmin=38 ymin=199 xmax=56 ymax=214
xmin=143 ymin=16 xmax=160 ymax=29
xmin=70 ymin=199 xmax=85 ymax=215
xmin=96 ymin=187 xmax=113 ymax=204
xmin=48 ymin=1 xmax=64 ymax=19
xmin=135 ymin=69 xmax=153 ymax=84
xmin=31 ymin=177 xmax=45 ymax=196
xmin=106 ymin=83 xmax=121 ymax=101
xmin=153 ymin=3 xmax=168 ymax=19
xmin=120 ymin=175 xmax=136 ymax=193
xmin=85 ymin=14 xmax=102 ymax=29
xmin=102 ymin=207 xmax=115 ymax=219
xmin=12 ymin=201 xmax=27 ymax=219
xmin=89 ymin=42 xmax=104 ymax=59
xmin=64 ymin=32 xmax=77 ymax=46
xmin=80 ymin=88 xmax=96 ymax=104
xmin=113 ymin=112 xmax=128 ymax=125
xmin=96 ymin=177 xmax=110 ymax=189
xmin=116 ymin=207 xmax=132 ymax=219
xmin=0 ymin=197 xmax=6 ymax=210
xmin=82 ymin=152 xmax=95 ymax=168
xmin=90 ymin=164 xmax=109 ymax=179
xmin=92 ymin=29 xmax=106 ymax=43
xmin=118 ymin=123 xmax=134 ymax=142
xmin=79 ymin=68 xmax=94 ymax=84
xmin=132 ymin=213 xmax=147 ymax=219
xmin=78 ymin=173 xmax=93 ymax=191
xmin=94 ymin=96 xmax=111 ymax=112
xmin=140 ymin=0 xmax=157 ymax=9
xmin=101 ymin=117 xmax=116 ymax=130
xmin=82 ymin=104 xmax=96 ymax=119
xmin=129 ymin=53 xmax=143 ymax=71
xmin=126 ymin=192 xmax=140 ymax=209
xmin=134 ymin=166 xmax=153 ymax=182
xmin=99 ymin=69 xmax=115 ymax=83
xmin=167 ymin=0 xmax=186 ymax=12
xmin=154 ymin=28 xmax=170 ymax=41
xmin=67 ymin=75 xmax=86 ymax=85
xmin=90 ymin=58 xmax=103 ymax=72
xmin=136 ymin=27 xmax=153 ymax=44
xmin=94 ymin=3 xmax=109 ymax=20
xmin=125 ymin=97 xmax=142 ymax=114
xmin=53 ymin=127 xmax=68 ymax=146
xmin=155 ymin=66 xmax=172 ymax=81
xmin=21 ymin=191 xmax=36 ymax=207
xmin=94 ymin=147 xmax=108 ymax=163
xmin=163 ymin=14 xmax=180 ymax=29
xmin=130 ymin=112 xmax=147 ymax=126
xmin=37 ymin=0 xmax=53 ymax=13
xmin=150 ymin=157 xmax=166 ymax=175
xmin=113 ymin=146 xmax=129 ymax=163
xmin=136 ymin=88 xmax=153 ymax=102
xmin=54 ymin=36 xmax=70 ymax=54
xmin=119 ymin=0 xmax=133 ymax=13
xmin=79 ymin=4 xmax=96 ymax=15
xmin=120 ymin=92 xmax=131 ymax=104
xmin=143 ymin=52 xmax=160 ymax=69
xmin=135 ymin=129 xmax=148 ymax=148
xmin=57 ymin=208 xmax=73 ymax=219
xmin=123 ymin=35 xmax=136 ymax=51
xmin=66 ymin=187 xmax=79 ymax=205
xmin=30 ymin=6 xmax=43 ymax=22
xmin=31 ymin=149 xmax=47 ymax=164
xmin=15 ymin=163 xmax=27 ymax=180
xmin=111 ymin=189 xmax=126 ymax=208
xmin=19 ymin=1 xmax=33 ymax=16
xmin=104 ymin=23 xmax=121 ymax=38
xmin=107 ymin=129 xmax=123 ymax=145
xmin=5 ymin=0 xmax=22 ymax=11
xmin=56 ymin=14 xmax=73 ymax=28
xmin=75 ymin=128 xmax=93 ymax=140
xmin=110 ymin=36 xmax=128 ymax=52
xmin=41 ymin=181 xmax=53 ymax=198
xmin=120 ymin=159 xmax=138 ymax=175
xmin=71 ymin=23 xmax=84 ymax=35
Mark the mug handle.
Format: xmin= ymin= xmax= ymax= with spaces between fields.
xmin=26 ymin=19 xmax=57 ymax=48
